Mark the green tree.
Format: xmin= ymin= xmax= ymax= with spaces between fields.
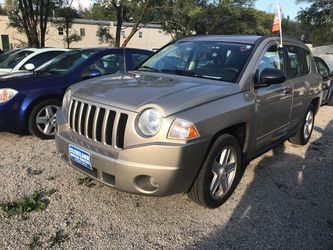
xmin=5 ymin=0 xmax=60 ymax=47
xmin=296 ymin=0 xmax=333 ymax=46
xmin=96 ymin=24 xmax=114 ymax=46
xmin=81 ymin=2 xmax=116 ymax=20
xmin=54 ymin=7 xmax=82 ymax=48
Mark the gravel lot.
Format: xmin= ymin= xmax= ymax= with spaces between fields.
xmin=1 ymin=106 xmax=333 ymax=249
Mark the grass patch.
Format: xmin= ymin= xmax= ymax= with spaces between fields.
xmin=28 ymin=234 xmax=42 ymax=250
xmin=27 ymin=168 xmax=43 ymax=176
xmin=77 ymin=177 xmax=93 ymax=186
xmin=48 ymin=230 xmax=68 ymax=247
xmin=73 ymin=220 xmax=88 ymax=229
xmin=0 ymin=189 xmax=57 ymax=216
xmin=46 ymin=176 xmax=55 ymax=181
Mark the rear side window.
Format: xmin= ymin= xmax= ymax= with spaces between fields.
xmin=286 ymin=46 xmax=302 ymax=78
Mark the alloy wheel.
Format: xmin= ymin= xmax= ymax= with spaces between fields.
xmin=303 ymin=110 xmax=314 ymax=141
xmin=36 ymin=105 xmax=59 ymax=136
xmin=210 ymin=146 xmax=237 ymax=199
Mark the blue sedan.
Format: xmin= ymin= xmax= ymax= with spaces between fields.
xmin=0 ymin=48 xmax=152 ymax=139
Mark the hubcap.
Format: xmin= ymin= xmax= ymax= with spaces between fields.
xmin=36 ymin=105 xmax=59 ymax=136
xmin=303 ymin=110 xmax=314 ymax=140
xmin=210 ymin=146 xmax=237 ymax=199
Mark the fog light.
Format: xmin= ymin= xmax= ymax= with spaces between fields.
xmin=150 ymin=177 xmax=159 ymax=188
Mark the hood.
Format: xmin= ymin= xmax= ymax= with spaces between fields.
xmin=72 ymin=72 xmax=241 ymax=116
xmin=0 ymin=72 xmax=60 ymax=89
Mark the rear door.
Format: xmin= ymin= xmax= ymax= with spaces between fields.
xmin=286 ymin=45 xmax=313 ymax=130
xmin=254 ymin=44 xmax=293 ymax=150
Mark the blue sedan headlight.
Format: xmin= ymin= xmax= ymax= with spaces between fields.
xmin=0 ymin=88 xmax=18 ymax=103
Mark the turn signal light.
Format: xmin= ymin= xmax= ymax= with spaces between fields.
xmin=168 ymin=119 xmax=199 ymax=140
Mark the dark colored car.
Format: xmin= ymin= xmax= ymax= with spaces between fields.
xmin=314 ymin=56 xmax=333 ymax=105
xmin=0 ymin=48 xmax=152 ymax=139
xmin=56 ymin=35 xmax=322 ymax=208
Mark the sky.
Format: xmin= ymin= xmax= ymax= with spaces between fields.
xmin=0 ymin=0 xmax=310 ymax=21
xmin=255 ymin=0 xmax=310 ymax=20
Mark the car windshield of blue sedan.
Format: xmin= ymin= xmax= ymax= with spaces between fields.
xmin=138 ymin=41 xmax=253 ymax=83
xmin=0 ymin=50 xmax=33 ymax=69
xmin=37 ymin=49 xmax=97 ymax=74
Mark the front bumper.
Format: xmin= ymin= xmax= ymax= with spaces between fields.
xmin=0 ymin=97 xmax=25 ymax=132
xmin=55 ymin=109 xmax=210 ymax=196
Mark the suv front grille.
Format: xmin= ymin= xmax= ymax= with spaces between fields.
xmin=68 ymin=99 xmax=128 ymax=149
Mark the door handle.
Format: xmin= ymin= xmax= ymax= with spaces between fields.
xmin=283 ymin=87 xmax=292 ymax=94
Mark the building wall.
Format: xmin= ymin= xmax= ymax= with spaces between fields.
xmin=310 ymin=45 xmax=333 ymax=71
xmin=0 ymin=15 xmax=172 ymax=51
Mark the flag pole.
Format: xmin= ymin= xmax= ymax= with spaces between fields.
xmin=277 ymin=0 xmax=283 ymax=47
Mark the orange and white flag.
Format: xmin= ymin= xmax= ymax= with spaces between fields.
xmin=272 ymin=2 xmax=282 ymax=33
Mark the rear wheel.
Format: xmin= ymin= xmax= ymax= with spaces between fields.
xmin=28 ymin=99 xmax=61 ymax=139
xmin=289 ymin=104 xmax=315 ymax=145
xmin=188 ymin=134 xmax=244 ymax=208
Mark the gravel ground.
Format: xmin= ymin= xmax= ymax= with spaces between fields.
xmin=0 ymin=106 xmax=333 ymax=250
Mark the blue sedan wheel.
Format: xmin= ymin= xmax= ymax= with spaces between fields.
xmin=28 ymin=99 xmax=61 ymax=139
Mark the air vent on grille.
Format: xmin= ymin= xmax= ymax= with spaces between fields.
xmin=68 ymin=99 xmax=128 ymax=148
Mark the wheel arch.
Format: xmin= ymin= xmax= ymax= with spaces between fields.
xmin=187 ymin=122 xmax=249 ymax=193
xmin=311 ymin=97 xmax=320 ymax=115
xmin=23 ymin=94 xmax=63 ymax=130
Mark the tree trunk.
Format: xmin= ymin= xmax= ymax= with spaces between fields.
xmin=115 ymin=7 xmax=123 ymax=47
xmin=66 ymin=26 xmax=70 ymax=48
xmin=121 ymin=23 xmax=140 ymax=47
xmin=121 ymin=0 xmax=150 ymax=48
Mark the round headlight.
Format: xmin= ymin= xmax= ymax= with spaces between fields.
xmin=137 ymin=108 xmax=162 ymax=137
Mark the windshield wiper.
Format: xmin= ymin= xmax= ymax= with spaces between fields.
xmin=161 ymin=69 xmax=204 ymax=78
xmin=137 ymin=66 xmax=160 ymax=72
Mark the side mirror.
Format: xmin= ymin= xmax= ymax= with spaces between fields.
xmin=82 ymin=69 xmax=102 ymax=79
xmin=24 ymin=63 xmax=35 ymax=71
xmin=260 ymin=68 xmax=286 ymax=85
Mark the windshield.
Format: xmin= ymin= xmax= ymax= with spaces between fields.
xmin=37 ymin=49 xmax=97 ymax=74
xmin=138 ymin=41 xmax=253 ymax=83
xmin=0 ymin=50 xmax=33 ymax=69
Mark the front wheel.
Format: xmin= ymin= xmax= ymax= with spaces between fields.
xmin=188 ymin=134 xmax=244 ymax=208
xmin=289 ymin=104 xmax=315 ymax=145
xmin=28 ymin=99 xmax=61 ymax=139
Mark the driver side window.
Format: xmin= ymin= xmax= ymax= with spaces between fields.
xmin=258 ymin=45 xmax=285 ymax=76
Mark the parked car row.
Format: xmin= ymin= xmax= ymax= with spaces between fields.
xmin=1 ymin=37 xmax=332 ymax=208
xmin=0 ymin=47 xmax=152 ymax=138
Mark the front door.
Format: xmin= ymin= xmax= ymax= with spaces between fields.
xmin=254 ymin=44 xmax=293 ymax=150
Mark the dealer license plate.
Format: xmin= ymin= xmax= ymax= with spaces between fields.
xmin=68 ymin=145 xmax=92 ymax=170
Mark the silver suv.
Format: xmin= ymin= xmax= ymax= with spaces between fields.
xmin=55 ymin=36 xmax=322 ymax=208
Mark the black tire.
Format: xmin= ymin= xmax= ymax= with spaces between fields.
xmin=28 ymin=99 xmax=61 ymax=139
xmin=188 ymin=134 xmax=244 ymax=209
xmin=289 ymin=104 xmax=315 ymax=145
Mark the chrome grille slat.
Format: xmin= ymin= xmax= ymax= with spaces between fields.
xmin=78 ymin=102 xmax=84 ymax=135
xmin=112 ymin=112 xmax=120 ymax=148
xmin=85 ymin=105 xmax=92 ymax=138
xmin=92 ymin=107 xmax=100 ymax=141
xmin=101 ymin=110 xmax=109 ymax=144
xmin=68 ymin=98 xmax=128 ymax=149
xmin=72 ymin=101 xmax=78 ymax=132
